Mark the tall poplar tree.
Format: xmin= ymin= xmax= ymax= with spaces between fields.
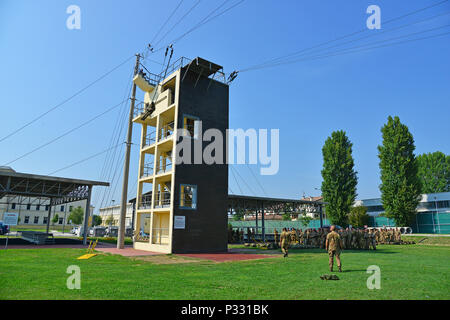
xmin=378 ymin=116 xmax=421 ymax=226
xmin=417 ymin=151 xmax=450 ymax=193
xmin=321 ymin=130 xmax=358 ymax=227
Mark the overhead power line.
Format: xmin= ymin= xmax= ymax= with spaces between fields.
xmin=0 ymin=55 xmax=134 ymax=144
xmin=3 ymin=98 xmax=128 ymax=166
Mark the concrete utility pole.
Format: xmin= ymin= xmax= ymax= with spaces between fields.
xmin=117 ymin=53 xmax=141 ymax=249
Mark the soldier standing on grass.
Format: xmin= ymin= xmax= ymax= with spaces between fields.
xmin=274 ymin=229 xmax=279 ymax=248
xmin=326 ymin=225 xmax=343 ymax=272
xmin=280 ymin=227 xmax=290 ymax=258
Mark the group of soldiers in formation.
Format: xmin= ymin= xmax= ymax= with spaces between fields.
xmin=228 ymin=225 xmax=412 ymax=249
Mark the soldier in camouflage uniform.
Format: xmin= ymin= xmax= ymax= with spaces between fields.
xmin=280 ymin=227 xmax=290 ymax=258
xmin=273 ymin=229 xmax=279 ymax=248
xmin=298 ymin=229 xmax=304 ymax=245
xmin=304 ymin=229 xmax=310 ymax=246
xmin=326 ymin=225 xmax=343 ymax=272
xmin=363 ymin=229 xmax=370 ymax=250
xmin=311 ymin=229 xmax=318 ymax=247
xmin=347 ymin=228 xmax=353 ymax=249
xmin=369 ymin=229 xmax=376 ymax=250
xmin=341 ymin=228 xmax=347 ymax=249
xmin=291 ymin=228 xmax=297 ymax=243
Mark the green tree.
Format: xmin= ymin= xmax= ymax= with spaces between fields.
xmin=105 ymin=214 xmax=115 ymax=226
xmin=348 ymin=206 xmax=370 ymax=228
xmin=378 ymin=116 xmax=421 ymax=226
xmin=321 ymin=130 xmax=358 ymax=228
xmin=233 ymin=208 xmax=244 ymax=221
xmin=92 ymin=215 xmax=102 ymax=227
xmin=68 ymin=206 xmax=84 ymax=225
xmin=417 ymin=151 xmax=450 ymax=193
xmin=298 ymin=210 xmax=312 ymax=228
xmin=51 ymin=213 xmax=59 ymax=225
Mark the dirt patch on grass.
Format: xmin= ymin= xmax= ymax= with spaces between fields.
xmin=130 ymin=254 xmax=208 ymax=265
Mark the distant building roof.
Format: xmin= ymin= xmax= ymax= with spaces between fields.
xmin=301 ymin=196 xmax=323 ymax=202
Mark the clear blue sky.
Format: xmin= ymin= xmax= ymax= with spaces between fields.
xmin=1 ymin=0 xmax=449 ymax=213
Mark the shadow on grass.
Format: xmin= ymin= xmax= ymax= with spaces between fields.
xmin=341 ymin=269 xmax=367 ymax=273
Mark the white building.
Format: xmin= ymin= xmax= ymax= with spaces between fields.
xmin=99 ymin=203 xmax=134 ymax=228
xmin=0 ymin=195 xmax=94 ymax=227
xmin=354 ymin=192 xmax=450 ymax=217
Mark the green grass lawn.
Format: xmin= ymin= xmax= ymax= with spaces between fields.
xmin=1 ymin=244 xmax=449 ymax=300
xmin=402 ymin=235 xmax=450 ymax=246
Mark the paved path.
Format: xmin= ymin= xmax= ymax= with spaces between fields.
xmin=95 ymin=247 xmax=161 ymax=256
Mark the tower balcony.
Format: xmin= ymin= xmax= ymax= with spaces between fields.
xmin=154 ymin=191 xmax=171 ymax=209
xmin=138 ymin=194 xmax=153 ymax=210
xmin=156 ymin=157 xmax=173 ymax=175
xmin=143 ymin=131 xmax=157 ymax=148
xmin=140 ymin=163 xmax=154 ymax=179
xmin=158 ymin=121 xmax=174 ymax=142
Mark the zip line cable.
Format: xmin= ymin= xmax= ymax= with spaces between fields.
xmin=152 ymin=0 xmax=245 ymax=53
xmin=243 ymin=10 xmax=450 ymax=73
xmin=170 ymin=0 xmax=245 ymax=47
xmin=231 ymin=165 xmax=256 ymax=196
xmin=48 ymin=143 xmax=123 ymax=176
xmin=99 ymin=109 xmax=129 ymax=209
xmin=245 ymin=163 xmax=268 ymax=197
xmin=0 ymin=55 xmax=134 ymax=144
xmin=239 ymin=0 xmax=449 ymax=72
xmin=153 ymin=0 xmax=202 ymax=48
xmin=230 ymin=166 xmax=243 ymax=194
xmin=3 ymin=98 xmax=128 ymax=166
xmin=150 ymin=0 xmax=185 ymax=46
xmin=98 ymin=69 xmax=134 ymax=181
xmin=93 ymin=70 xmax=134 ymax=208
xmin=243 ymin=26 xmax=450 ymax=72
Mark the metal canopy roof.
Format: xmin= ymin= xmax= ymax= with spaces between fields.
xmin=0 ymin=170 xmax=109 ymax=206
xmin=184 ymin=57 xmax=223 ymax=77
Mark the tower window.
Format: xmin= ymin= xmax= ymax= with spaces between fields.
xmin=180 ymin=184 xmax=197 ymax=209
xmin=183 ymin=115 xmax=200 ymax=139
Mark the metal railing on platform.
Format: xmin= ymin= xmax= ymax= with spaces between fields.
xmin=141 ymin=163 xmax=154 ymax=178
xmin=159 ymin=122 xmax=174 ymax=141
xmin=154 ymin=191 xmax=171 ymax=208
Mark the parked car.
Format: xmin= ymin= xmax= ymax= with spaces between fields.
xmin=105 ymin=226 xmax=118 ymax=237
xmin=71 ymin=226 xmax=79 ymax=234
xmin=75 ymin=226 xmax=85 ymax=237
xmin=90 ymin=226 xmax=106 ymax=237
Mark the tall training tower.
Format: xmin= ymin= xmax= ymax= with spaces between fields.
xmin=132 ymin=57 xmax=229 ymax=253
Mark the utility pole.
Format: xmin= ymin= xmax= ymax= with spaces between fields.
xmin=117 ymin=53 xmax=140 ymax=249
